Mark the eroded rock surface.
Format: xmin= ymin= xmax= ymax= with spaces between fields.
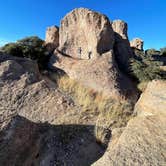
xmin=52 ymin=9 xmax=137 ymax=99
xmin=0 ymin=116 xmax=104 ymax=166
xmin=92 ymin=80 xmax=166 ymax=166
xmin=45 ymin=26 xmax=59 ymax=52
xmin=0 ymin=54 xmax=79 ymax=124
xmin=135 ymin=80 xmax=166 ymax=116
xmin=130 ymin=38 xmax=144 ymax=51
xmin=0 ymin=54 xmax=106 ymax=166
xmin=53 ymin=50 xmax=137 ymax=99
xmin=59 ymin=8 xmax=114 ymax=59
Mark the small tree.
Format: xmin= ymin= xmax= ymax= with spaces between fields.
xmin=145 ymin=49 xmax=161 ymax=56
xmin=2 ymin=36 xmax=50 ymax=70
xmin=130 ymin=55 xmax=163 ymax=82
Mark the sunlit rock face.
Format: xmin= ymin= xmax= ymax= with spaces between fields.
xmin=45 ymin=25 xmax=59 ymax=52
xmin=58 ymin=8 xmax=114 ymax=60
xmin=130 ymin=38 xmax=144 ymax=51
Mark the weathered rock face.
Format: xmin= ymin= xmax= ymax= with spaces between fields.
xmin=112 ymin=20 xmax=133 ymax=70
xmin=0 ymin=54 xmax=77 ymax=124
xmin=52 ymin=9 xmax=137 ymax=99
xmin=0 ymin=54 xmax=105 ymax=166
xmin=134 ymin=80 xmax=166 ymax=116
xmin=92 ymin=80 xmax=166 ymax=166
xmin=112 ymin=20 xmax=128 ymax=40
xmin=130 ymin=38 xmax=144 ymax=51
xmin=58 ymin=8 xmax=114 ymax=59
xmin=53 ymin=50 xmax=137 ymax=99
xmin=45 ymin=26 xmax=59 ymax=52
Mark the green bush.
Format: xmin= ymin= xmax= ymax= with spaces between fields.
xmin=130 ymin=55 xmax=163 ymax=82
xmin=2 ymin=36 xmax=50 ymax=70
xmin=145 ymin=48 xmax=161 ymax=56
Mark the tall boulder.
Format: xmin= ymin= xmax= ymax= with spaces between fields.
xmin=45 ymin=26 xmax=59 ymax=52
xmin=52 ymin=8 xmax=137 ymax=99
xmin=130 ymin=38 xmax=144 ymax=51
xmin=112 ymin=20 xmax=133 ymax=70
xmin=58 ymin=8 xmax=114 ymax=59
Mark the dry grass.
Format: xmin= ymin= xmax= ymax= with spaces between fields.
xmin=49 ymin=73 xmax=134 ymax=145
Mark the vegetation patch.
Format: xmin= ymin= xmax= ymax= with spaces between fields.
xmin=1 ymin=36 xmax=50 ymax=70
xmin=130 ymin=48 xmax=166 ymax=85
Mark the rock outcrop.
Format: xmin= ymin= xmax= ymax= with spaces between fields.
xmin=53 ymin=50 xmax=136 ymax=98
xmin=130 ymin=38 xmax=144 ymax=51
xmin=112 ymin=20 xmax=133 ymax=70
xmin=52 ymin=9 xmax=137 ymax=99
xmin=0 ymin=53 xmax=78 ymax=124
xmin=58 ymin=8 xmax=114 ymax=59
xmin=0 ymin=54 xmax=105 ymax=165
xmin=93 ymin=80 xmax=166 ymax=166
xmin=45 ymin=26 xmax=59 ymax=52
xmin=134 ymin=80 xmax=166 ymax=116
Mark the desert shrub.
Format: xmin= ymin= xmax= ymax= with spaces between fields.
xmin=145 ymin=48 xmax=161 ymax=56
xmin=130 ymin=52 xmax=164 ymax=82
xmin=95 ymin=100 xmax=133 ymax=145
xmin=2 ymin=36 xmax=50 ymax=70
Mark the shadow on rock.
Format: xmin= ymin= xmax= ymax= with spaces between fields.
xmin=0 ymin=115 xmax=106 ymax=166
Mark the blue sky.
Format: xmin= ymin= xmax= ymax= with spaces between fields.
xmin=0 ymin=0 xmax=165 ymax=50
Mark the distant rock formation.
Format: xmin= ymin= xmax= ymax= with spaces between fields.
xmin=130 ymin=38 xmax=144 ymax=51
xmin=92 ymin=80 xmax=166 ymax=166
xmin=58 ymin=8 xmax=114 ymax=59
xmin=112 ymin=20 xmax=133 ymax=70
xmin=45 ymin=25 xmax=59 ymax=52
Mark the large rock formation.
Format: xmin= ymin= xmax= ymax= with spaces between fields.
xmin=45 ymin=26 xmax=59 ymax=52
xmin=112 ymin=20 xmax=133 ymax=70
xmin=93 ymin=80 xmax=166 ymax=166
xmin=52 ymin=8 xmax=137 ymax=99
xmin=58 ymin=8 xmax=114 ymax=59
xmin=53 ymin=50 xmax=136 ymax=98
xmin=130 ymin=38 xmax=144 ymax=51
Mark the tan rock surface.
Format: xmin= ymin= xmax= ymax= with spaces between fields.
xmin=0 ymin=54 xmax=105 ymax=166
xmin=45 ymin=26 xmax=59 ymax=52
xmin=59 ymin=8 xmax=114 ymax=59
xmin=130 ymin=38 xmax=144 ymax=51
xmin=0 ymin=54 xmax=78 ymax=124
xmin=92 ymin=80 xmax=166 ymax=166
xmin=135 ymin=80 xmax=166 ymax=116
xmin=52 ymin=50 xmax=137 ymax=99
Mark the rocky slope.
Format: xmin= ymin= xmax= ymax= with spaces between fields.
xmin=0 ymin=53 xmax=106 ymax=165
xmin=93 ymin=80 xmax=166 ymax=166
